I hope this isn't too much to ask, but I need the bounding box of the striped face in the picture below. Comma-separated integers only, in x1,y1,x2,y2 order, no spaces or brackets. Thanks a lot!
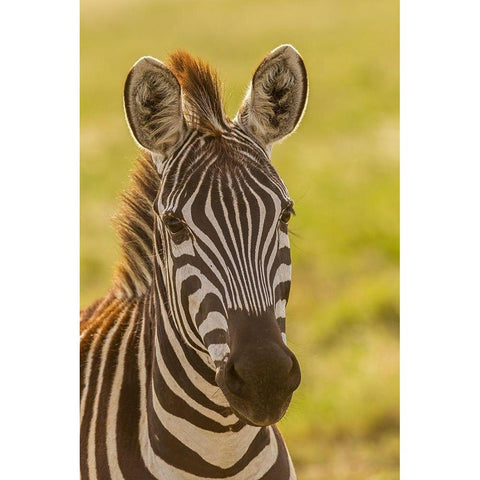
153,129,301,426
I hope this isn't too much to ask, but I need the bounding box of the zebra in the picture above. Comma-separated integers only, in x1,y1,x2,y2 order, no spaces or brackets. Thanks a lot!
81,44,308,480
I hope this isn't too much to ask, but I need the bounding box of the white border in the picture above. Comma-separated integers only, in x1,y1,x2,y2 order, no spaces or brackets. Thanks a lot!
2,0,480,478
401,0,480,478
1,0,79,478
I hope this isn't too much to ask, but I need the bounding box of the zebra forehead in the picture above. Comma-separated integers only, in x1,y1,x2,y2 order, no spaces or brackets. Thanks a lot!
159,136,290,213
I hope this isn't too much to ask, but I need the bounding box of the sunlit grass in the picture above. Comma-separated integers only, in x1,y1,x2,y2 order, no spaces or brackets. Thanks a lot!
81,0,398,477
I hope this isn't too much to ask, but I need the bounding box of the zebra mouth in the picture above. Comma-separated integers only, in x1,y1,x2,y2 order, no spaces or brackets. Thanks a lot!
227,398,292,427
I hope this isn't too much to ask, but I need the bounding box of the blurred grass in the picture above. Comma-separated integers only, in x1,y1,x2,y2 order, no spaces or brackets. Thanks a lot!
81,0,399,478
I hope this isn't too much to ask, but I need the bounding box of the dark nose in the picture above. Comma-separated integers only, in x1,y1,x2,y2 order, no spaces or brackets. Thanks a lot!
224,342,301,401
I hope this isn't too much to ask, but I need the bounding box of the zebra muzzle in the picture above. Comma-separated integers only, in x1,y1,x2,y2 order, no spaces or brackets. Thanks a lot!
215,336,301,426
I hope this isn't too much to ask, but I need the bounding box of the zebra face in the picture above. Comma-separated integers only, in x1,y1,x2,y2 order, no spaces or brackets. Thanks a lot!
124,45,308,426
155,133,301,425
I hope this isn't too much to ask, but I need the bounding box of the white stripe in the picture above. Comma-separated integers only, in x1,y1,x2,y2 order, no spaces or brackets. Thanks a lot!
275,299,287,319
198,311,228,338
208,343,230,362
273,263,292,290
151,390,260,469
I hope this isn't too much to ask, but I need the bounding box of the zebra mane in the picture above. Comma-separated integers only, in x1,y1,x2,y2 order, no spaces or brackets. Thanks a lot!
167,50,229,136
113,152,160,298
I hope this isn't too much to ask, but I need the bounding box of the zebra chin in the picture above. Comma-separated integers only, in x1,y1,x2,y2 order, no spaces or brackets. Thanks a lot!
222,390,294,427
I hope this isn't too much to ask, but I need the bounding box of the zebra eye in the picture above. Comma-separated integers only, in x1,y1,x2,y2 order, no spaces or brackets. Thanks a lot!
163,215,186,235
280,206,294,225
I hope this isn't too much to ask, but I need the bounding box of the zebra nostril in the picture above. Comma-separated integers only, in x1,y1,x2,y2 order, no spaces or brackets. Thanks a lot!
225,362,245,396
284,355,294,375
287,353,301,392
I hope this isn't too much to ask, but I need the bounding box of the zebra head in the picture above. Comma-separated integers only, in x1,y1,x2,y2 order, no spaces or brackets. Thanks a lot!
124,46,308,427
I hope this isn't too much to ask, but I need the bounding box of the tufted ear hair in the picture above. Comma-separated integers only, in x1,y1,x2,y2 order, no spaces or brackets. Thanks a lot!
124,56,187,158
235,45,308,148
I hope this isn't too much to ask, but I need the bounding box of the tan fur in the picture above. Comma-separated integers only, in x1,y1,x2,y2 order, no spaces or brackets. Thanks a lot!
167,51,229,136
112,153,160,298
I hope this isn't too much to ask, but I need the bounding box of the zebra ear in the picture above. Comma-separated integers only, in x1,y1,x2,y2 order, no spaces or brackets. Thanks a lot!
236,45,308,147
124,56,187,157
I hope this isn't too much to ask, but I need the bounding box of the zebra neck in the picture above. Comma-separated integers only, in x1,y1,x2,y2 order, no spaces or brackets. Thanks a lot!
136,232,288,478
139,275,281,476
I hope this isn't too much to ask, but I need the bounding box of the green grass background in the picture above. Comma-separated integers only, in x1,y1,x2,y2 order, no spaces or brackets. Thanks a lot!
81,0,399,478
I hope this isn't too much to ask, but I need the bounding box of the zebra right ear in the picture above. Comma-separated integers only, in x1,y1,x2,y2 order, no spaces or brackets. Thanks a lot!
235,45,308,148
124,56,187,158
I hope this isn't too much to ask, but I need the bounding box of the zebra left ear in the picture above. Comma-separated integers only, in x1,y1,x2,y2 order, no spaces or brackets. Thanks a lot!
124,56,187,160
235,45,308,147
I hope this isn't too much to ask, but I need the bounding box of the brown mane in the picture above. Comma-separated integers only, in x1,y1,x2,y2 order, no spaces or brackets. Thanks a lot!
112,153,160,298
167,50,229,136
